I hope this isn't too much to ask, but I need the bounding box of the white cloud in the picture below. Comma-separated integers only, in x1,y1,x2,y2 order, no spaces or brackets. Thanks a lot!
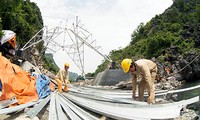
30,0,173,75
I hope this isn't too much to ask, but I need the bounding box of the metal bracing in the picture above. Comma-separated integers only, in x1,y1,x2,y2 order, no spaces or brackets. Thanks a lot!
26,95,51,119
67,91,149,105
55,94,69,120
0,86,199,119
20,16,108,75
70,84,200,101
56,95,80,120
68,85,168,99
49,92,58,120
58,93,99,120
63,91,199,120
0,100,40,115
48,91,99,120
0,97,18,109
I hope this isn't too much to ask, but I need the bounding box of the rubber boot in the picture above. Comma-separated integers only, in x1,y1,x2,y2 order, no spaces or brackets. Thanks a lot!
63,85,68,92
56,79,62,93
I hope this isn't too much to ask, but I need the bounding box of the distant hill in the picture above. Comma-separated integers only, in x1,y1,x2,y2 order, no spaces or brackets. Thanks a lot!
68,72,79,82
44,53,78,81
44,53,59,73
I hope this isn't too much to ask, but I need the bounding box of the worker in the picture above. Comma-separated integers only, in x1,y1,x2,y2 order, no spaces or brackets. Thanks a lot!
121,58,157,104
55,63,70,93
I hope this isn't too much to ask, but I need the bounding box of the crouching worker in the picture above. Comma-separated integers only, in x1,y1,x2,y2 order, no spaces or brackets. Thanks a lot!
55,63,70,93
121,59,157,104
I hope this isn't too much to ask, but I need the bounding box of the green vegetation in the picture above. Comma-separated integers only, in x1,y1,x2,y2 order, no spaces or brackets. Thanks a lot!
43,53,59,74
0,18,2,36
1,0,200,77
0,0,43,45
93,0,200,76
0,0,58,74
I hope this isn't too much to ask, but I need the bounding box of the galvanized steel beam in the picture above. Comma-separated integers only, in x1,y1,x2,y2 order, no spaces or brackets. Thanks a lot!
26,95,51,119
0,97,18,109
55,93,68,120
68,91,148,105
49,92,57,120
0,101,39,115
58,93,99,120
57,96,81,120
63,92,199,120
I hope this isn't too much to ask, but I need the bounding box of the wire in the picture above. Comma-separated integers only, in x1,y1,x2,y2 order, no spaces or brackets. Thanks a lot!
169,53,200,76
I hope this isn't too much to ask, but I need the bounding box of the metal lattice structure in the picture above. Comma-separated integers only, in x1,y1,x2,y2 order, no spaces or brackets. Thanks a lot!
21,16,110,75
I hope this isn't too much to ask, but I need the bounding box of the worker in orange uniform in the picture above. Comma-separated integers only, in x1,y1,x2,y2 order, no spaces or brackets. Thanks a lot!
55,63,70,93
121,59,157,104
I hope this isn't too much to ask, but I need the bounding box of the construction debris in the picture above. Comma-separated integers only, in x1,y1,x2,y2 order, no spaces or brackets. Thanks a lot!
0,49,199,120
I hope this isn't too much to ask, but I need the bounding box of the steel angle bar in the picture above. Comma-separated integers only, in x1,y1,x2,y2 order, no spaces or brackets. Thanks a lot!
100,92,168,99
26,95,51,119
49,92,57,120
167,84,200,94
68,90,113,101
74,85,168,95
69,85,168,98
21,27,44,50
55,93,68,120
70,85,199,100
63,93,151,120
169,96,199,107
67,91,148,105
58,93,98,120
165,84,200,100
0,101,39,115
57,95,82,120
63,93,199,120
68,86,133,99
103,97,148,105
69,87,151,105
0,96,18,109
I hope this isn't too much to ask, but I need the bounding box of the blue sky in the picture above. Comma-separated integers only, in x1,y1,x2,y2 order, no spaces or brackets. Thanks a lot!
31,0,173,75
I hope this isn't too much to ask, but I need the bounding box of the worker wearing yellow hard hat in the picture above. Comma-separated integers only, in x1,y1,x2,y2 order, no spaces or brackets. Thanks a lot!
121,59,132,73
121,58,157,104
64,63,70,67
55,63,70,93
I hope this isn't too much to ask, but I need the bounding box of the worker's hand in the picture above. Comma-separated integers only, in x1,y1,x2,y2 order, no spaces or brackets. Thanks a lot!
64,80,70,84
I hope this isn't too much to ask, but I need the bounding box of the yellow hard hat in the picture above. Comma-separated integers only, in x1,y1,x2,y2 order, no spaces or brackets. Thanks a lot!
64,63,70,67
121,59,132,73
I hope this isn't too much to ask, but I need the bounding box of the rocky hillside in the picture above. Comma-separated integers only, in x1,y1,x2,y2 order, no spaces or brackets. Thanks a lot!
94,0,200,82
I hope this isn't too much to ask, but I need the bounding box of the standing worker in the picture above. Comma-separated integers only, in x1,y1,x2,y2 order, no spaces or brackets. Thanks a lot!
121,59,157,104
55,63,70,93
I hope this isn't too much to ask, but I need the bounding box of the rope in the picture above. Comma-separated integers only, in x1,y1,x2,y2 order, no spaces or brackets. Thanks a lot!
169,53,200,77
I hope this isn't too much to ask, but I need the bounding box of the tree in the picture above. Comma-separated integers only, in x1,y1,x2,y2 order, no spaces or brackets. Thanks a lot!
0,18,2,36
195,4,200,22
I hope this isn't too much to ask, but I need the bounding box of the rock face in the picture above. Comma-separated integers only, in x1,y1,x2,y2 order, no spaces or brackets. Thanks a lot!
156,46,200,82
93,46,200,87
179,52,200,81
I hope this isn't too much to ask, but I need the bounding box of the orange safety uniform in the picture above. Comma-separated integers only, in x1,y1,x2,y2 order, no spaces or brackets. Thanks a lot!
55,69,70,92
